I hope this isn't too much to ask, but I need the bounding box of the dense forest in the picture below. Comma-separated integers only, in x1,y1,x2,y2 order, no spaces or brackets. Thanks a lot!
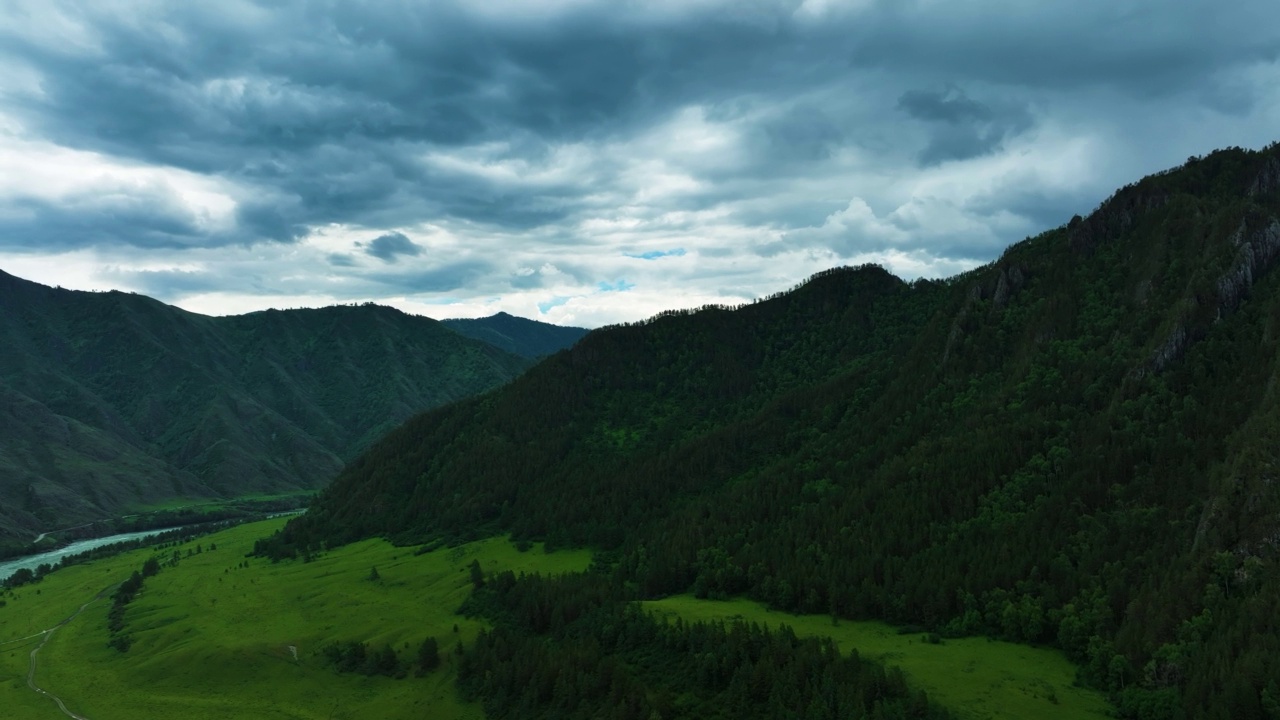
262,144,1280,718
458,571,953,720
0,279,584,540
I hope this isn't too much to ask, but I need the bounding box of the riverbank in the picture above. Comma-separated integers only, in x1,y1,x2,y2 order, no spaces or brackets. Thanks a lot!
0,494,312,566
0,528,189,587
1,498,310,589
0,518,589,719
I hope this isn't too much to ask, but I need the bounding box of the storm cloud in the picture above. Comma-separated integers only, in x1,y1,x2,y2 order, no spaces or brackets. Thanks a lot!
1,0,1277,326
897,87,1033,166
364,232,423,263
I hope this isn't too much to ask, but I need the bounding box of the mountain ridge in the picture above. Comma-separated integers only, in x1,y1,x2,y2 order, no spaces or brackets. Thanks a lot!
0,276,551,541
265,142,1280,717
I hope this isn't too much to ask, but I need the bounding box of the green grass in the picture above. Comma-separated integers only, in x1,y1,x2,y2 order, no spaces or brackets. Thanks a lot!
0,518,591,719
1,523,1113,720
645,595,1114,720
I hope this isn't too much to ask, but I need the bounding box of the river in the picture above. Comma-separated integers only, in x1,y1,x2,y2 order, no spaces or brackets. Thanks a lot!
0,528,185,585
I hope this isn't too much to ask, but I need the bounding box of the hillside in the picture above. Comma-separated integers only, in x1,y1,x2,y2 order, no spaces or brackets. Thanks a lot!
266,144,1280,718
0,279,531,541
442,312,588,358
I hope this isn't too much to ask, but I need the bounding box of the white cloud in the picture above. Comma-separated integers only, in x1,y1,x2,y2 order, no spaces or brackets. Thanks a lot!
0,132,236,225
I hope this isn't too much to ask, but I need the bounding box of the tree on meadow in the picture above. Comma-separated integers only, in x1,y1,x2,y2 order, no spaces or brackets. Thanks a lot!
417,637,440,675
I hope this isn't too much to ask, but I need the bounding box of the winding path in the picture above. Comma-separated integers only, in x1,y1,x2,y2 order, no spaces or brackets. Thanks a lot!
20,584,117,720
0,629,49,648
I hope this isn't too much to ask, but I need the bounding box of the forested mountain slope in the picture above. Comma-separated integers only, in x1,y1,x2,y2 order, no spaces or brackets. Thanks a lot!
442,312,588,358
0,278,531,541
267,144,1280,718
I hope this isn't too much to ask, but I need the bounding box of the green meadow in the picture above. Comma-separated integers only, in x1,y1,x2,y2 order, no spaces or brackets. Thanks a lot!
645,595,1114,720
1,519,1113,720
0,518,590,720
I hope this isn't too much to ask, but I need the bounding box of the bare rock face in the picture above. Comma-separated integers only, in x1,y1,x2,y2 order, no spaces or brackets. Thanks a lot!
1149,323,1189,373
1218,218,1280,317
1145,217,1280,374
941,261,1030,365
1250,154,1280,197
991,263,1027,311
940,285,980,366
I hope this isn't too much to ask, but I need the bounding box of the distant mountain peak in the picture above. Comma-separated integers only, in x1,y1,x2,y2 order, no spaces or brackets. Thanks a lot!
442,313,588,358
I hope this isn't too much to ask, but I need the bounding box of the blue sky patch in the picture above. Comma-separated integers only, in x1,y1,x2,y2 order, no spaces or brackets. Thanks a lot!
597,280,636,292
538,296,573,313
626,248,687,260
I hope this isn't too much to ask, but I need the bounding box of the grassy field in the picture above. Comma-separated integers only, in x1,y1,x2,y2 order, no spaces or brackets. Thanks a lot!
2,521,1112,720
0,518,590,720
645,595,1114,720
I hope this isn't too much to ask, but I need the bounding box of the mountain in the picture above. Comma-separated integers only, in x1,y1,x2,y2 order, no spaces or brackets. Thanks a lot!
266,144,1280,718
0,277,531,541
442,312,588,358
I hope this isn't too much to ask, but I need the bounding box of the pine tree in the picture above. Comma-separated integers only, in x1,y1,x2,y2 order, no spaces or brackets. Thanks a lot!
417,637,440,675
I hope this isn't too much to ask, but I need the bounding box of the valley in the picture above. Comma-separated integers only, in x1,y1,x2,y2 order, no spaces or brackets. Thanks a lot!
0,275,586,542
4,147,1280,719
1,518,1111,719
3,3,1273,717
0,518,590,719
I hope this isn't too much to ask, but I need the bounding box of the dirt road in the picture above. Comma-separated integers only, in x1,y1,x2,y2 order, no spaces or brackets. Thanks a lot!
22,584,118,720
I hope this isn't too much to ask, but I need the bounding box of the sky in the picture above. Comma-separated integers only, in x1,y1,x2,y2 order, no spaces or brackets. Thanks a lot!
1,1,1277,328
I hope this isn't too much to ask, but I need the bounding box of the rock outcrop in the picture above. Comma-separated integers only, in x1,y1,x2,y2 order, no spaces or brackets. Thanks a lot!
1217,218,1280,317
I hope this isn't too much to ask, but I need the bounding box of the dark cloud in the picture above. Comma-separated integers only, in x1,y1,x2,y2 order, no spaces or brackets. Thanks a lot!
915,124,1013,166
843,3,1280,94
898,87,1033,166
327,253,357,267
7,4,1272,219
235,199,309,244
0,194,213,251
898,88,994,124
732,102,848,175
364,232,422,263
8,4,1274,162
